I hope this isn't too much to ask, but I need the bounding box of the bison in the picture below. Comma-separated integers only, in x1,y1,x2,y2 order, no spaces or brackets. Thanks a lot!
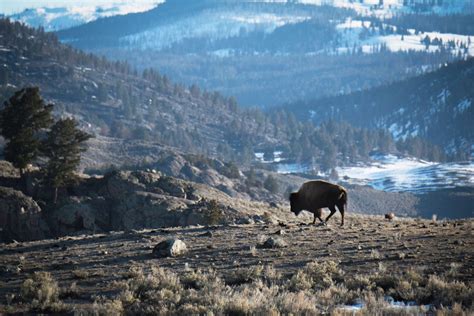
289,180,347,226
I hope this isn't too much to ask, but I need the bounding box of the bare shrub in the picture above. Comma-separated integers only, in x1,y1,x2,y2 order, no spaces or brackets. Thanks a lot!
289,270,313,291
345,274,374,291
226,265,264,286
92,296,124,315
422,275,472,307
181,268,221,290
222,281,278,315
275,290,319,314
20,272,66,312
370,273,398,292
303,260,344,289
124,265,182,300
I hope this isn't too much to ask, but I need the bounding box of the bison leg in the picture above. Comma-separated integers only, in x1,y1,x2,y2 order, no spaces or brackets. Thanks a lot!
336,203,345,226
312,209,324,224
325,205,337,224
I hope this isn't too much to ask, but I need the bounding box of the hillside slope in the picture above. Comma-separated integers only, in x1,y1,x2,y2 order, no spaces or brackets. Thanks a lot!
284,58,474,159
1,18,442,170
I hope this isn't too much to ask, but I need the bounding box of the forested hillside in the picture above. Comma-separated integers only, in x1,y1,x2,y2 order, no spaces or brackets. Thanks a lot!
54,0,470,108
282,58,474,160
0,19,446,171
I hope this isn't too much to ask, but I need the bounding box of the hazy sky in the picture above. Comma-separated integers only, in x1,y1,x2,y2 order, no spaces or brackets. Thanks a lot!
0,0,158,15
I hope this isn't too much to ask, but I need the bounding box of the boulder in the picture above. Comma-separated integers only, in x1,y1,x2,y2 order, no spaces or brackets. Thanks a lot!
131,170,161,186
0,187,50,242
152,239,187,257
51,197,110,235
104,171,146,197
259,237,288,249
112,191,190,230
157,154,187,177
156,177,187,198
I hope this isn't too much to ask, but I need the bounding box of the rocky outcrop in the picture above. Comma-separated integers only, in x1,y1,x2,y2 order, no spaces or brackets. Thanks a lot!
152,239,188,258
48,170,239,234
0,187,50,242
50,197,110,235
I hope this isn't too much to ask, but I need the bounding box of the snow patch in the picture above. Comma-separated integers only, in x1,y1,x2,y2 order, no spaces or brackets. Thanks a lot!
337,154,474,193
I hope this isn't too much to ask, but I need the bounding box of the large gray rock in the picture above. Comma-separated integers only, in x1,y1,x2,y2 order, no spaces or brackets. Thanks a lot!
0,187,50,241
51,197,110,235
152,239,187,257
111,191,191,230
156,177,187,198
104,171,147,197
157,154,187,177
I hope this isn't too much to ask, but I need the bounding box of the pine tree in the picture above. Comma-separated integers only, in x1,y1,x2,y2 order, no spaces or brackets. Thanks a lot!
0,87,53,175
42,118,91,203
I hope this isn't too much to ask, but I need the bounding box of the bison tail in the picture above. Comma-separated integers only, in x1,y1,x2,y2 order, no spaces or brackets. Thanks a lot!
338,189,347,205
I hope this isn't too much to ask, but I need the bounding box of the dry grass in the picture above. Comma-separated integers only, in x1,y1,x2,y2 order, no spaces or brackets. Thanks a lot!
0,215,472,314
19,272,66,312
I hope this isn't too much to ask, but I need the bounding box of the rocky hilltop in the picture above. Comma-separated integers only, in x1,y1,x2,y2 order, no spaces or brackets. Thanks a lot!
3,156,471,243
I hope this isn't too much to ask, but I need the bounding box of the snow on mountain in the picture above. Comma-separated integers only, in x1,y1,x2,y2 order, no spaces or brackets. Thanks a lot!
121,8,311,50
300,0,473,17
337,154,474,193
8,1,162,31
335,18,474,56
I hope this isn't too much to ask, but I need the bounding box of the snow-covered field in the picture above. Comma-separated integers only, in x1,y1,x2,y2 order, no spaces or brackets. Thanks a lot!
336,154,474,193
336,18,474,56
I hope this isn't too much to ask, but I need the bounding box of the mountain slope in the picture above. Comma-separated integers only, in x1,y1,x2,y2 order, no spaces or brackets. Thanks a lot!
54,0,471,108
283,58,474,159
2,18,437,172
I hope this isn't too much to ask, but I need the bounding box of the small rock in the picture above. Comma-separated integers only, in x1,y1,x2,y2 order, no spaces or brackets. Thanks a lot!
152,239,187,258
385,213,395,221
269,202,278,208
259,237,288,249
252,215,265,224
236,217,254,225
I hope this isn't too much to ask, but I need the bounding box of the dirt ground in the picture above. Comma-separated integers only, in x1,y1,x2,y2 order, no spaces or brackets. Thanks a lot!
1,213,472,310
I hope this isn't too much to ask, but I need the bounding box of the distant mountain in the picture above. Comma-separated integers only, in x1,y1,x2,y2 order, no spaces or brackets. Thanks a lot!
8,1,160,31
282,58,474,159
11,0,474,34
53,0,473,108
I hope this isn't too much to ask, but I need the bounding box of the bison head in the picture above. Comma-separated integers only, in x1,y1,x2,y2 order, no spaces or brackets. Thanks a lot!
289,192,302,216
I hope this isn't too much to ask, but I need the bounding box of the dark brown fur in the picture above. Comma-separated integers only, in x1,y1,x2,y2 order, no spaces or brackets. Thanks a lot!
289,180,347,226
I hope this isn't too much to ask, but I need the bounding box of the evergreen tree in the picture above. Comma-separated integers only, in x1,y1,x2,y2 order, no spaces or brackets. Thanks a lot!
42,118,91,203
0,87,53,175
